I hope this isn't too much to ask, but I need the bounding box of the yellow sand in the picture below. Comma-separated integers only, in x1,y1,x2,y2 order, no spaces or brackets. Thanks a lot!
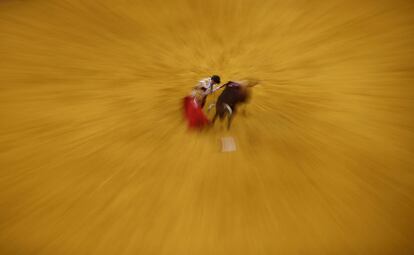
1,0,414,254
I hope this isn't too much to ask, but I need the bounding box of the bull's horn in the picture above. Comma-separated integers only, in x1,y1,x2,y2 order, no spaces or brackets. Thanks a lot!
224,103,232,116
207,103,216,112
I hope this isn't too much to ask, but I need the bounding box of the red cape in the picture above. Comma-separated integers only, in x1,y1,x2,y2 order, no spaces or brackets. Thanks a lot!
183,96,210,129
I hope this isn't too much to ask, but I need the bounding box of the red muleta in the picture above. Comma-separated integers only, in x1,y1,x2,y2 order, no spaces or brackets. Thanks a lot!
183,96,210,129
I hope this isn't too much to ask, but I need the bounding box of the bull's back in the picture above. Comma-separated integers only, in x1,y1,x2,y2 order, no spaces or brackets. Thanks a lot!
217,87,240,107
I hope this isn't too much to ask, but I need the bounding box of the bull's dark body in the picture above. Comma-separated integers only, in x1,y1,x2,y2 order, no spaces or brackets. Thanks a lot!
212,81,251,129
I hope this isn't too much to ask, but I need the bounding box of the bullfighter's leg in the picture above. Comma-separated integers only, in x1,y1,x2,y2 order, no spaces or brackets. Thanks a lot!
200,96,207,108
212,112,218,124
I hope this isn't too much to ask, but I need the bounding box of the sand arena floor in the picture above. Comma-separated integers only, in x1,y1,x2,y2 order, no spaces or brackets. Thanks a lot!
1,0,414,254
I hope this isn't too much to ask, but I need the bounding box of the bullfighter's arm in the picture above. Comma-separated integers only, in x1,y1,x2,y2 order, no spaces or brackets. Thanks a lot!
209,84,226,94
